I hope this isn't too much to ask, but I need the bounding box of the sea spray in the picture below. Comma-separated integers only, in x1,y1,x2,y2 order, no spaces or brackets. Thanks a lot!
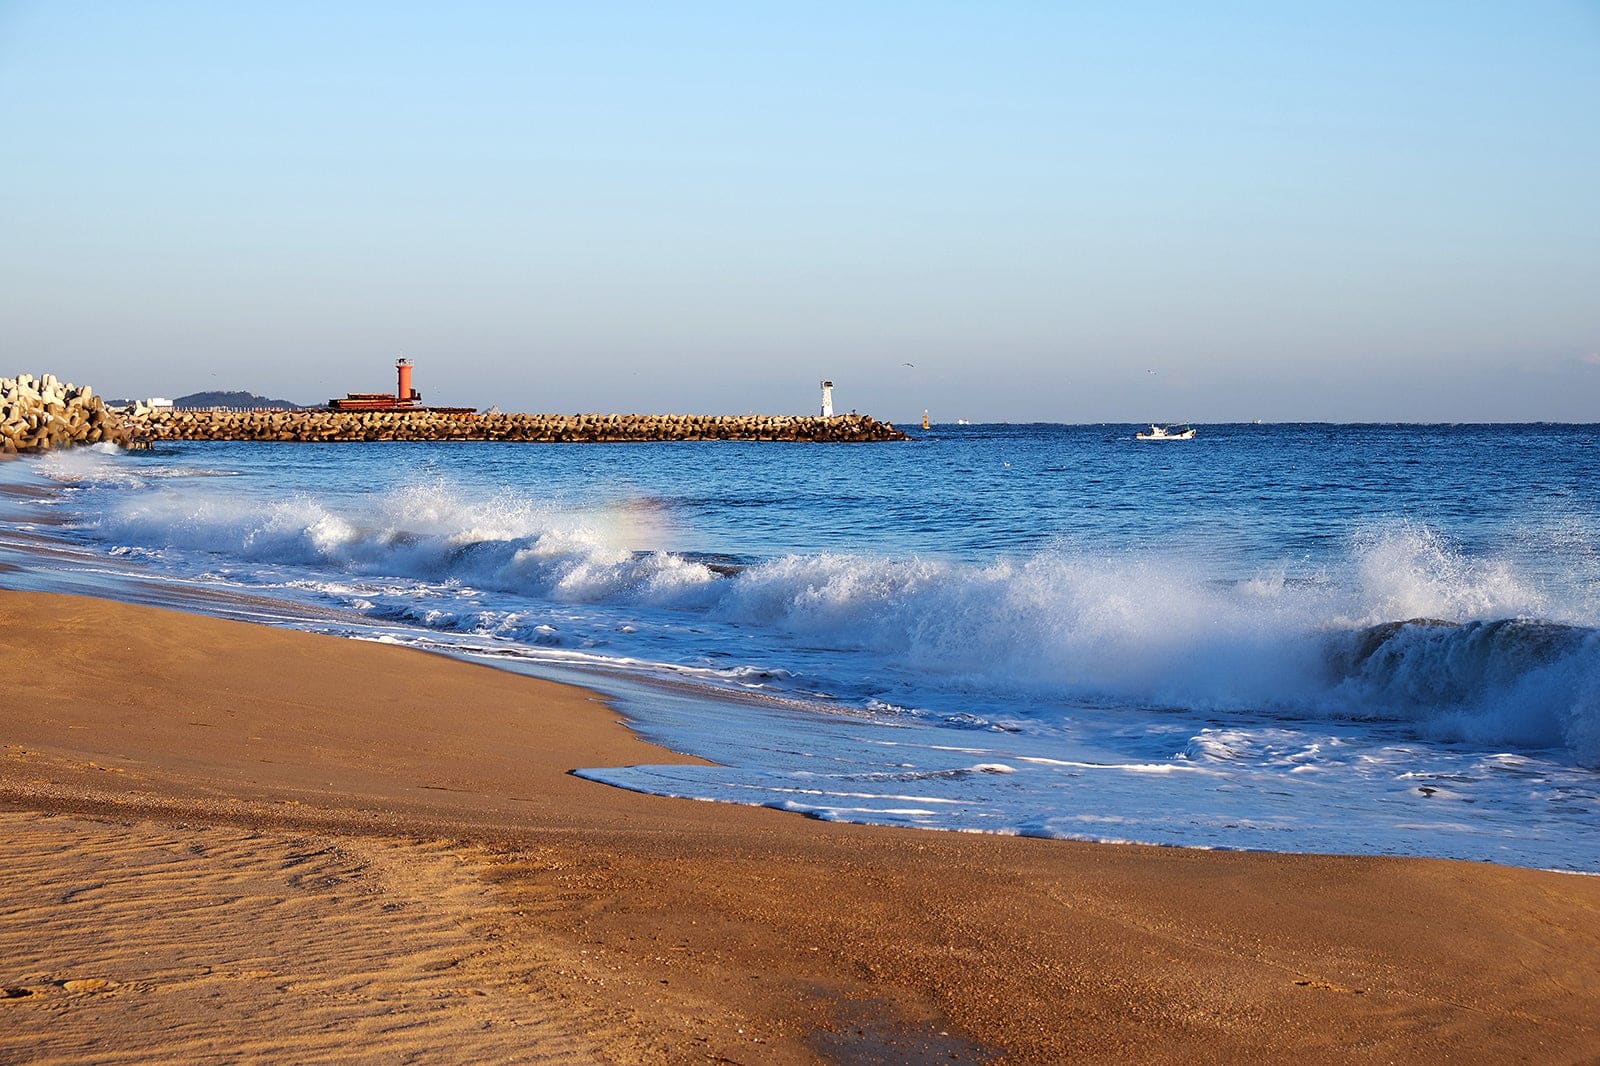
13,424,1600,868
1326,618,1600,762
58,461,1600,762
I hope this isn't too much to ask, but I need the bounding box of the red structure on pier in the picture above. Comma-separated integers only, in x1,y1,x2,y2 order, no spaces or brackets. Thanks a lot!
327,358,474,413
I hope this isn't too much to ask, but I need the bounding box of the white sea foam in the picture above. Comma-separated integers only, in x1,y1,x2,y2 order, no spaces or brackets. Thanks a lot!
38,447,238,486
17,429,1599,870
67,468,1600,766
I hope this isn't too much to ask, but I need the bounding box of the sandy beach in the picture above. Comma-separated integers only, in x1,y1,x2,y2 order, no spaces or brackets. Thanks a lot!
3,589,1599,1064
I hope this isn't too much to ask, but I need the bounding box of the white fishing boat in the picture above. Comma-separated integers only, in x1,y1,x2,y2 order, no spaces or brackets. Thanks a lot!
1135,423,1195,441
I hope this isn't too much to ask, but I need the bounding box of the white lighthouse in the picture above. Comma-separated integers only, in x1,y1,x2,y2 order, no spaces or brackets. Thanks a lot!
820,380,834,418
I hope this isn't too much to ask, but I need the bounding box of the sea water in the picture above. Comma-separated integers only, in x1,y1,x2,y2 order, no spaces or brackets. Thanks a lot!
4,423,1597,871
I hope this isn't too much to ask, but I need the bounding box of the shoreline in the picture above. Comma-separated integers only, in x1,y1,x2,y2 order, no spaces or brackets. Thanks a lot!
4,588,1600,1062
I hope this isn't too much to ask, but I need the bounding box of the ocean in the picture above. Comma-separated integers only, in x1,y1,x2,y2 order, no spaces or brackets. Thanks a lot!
4,423,1598,872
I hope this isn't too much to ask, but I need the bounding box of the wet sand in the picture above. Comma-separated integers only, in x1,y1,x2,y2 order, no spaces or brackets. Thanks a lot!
3,589,1599,1063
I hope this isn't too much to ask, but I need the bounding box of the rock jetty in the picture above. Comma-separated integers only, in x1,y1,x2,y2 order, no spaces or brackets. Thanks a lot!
122,408,907,443
1,374,130,453
1,373,906,450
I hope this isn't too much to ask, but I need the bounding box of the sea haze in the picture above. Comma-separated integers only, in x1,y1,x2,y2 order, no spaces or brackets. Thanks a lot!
5,423,1598,871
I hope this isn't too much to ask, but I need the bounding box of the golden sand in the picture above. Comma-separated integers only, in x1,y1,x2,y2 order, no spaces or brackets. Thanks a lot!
3,590,1598,1063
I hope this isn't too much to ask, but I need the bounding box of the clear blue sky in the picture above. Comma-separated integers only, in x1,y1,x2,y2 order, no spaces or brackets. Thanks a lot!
2,1,1597,421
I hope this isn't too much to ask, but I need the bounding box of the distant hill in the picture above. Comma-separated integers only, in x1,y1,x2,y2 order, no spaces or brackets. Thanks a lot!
172,390,303,410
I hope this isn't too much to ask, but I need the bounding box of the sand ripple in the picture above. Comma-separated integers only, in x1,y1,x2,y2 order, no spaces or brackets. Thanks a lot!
0,811,605,1064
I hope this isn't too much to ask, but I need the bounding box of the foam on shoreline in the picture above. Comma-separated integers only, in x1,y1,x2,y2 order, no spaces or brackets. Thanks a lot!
8,444,1600,871
4,588,1600,1064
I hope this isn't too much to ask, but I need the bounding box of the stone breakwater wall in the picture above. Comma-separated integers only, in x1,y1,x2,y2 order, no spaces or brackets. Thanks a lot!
1,374,129,454
126,409,908,443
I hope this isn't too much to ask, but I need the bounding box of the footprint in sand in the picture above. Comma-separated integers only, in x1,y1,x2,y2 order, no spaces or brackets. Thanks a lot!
61,979,117,994
1294,978,1364,995
231,970,277,980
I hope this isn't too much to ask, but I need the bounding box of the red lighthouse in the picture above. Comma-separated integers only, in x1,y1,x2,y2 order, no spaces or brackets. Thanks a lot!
326,358,475,413
397,358,415,402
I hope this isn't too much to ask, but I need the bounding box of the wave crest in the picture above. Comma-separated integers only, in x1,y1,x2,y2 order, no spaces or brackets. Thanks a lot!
79,477,1600,763
1327,618,1600,762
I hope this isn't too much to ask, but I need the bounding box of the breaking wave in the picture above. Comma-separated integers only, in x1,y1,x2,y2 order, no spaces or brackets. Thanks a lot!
1325,618,1600,762
74,472,1600,765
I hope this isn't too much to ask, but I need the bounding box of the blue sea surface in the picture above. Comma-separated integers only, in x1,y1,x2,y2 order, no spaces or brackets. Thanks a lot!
5,423,1599,870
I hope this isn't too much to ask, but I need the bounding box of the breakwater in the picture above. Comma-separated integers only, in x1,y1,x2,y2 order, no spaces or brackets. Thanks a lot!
1,375,129,453
124,408,907,443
